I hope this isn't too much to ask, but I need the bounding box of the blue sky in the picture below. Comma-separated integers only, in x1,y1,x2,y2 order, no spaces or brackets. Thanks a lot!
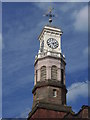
2,2,88,118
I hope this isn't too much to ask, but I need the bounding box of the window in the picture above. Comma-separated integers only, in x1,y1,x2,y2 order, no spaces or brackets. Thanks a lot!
40,66,46,80
53,89,57,97
51,65,57,80
61,69,64,84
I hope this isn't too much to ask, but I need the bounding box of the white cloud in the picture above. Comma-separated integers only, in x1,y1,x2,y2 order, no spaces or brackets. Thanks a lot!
34,2,52,11
67,81,88,103
73,5,88,32
59,2,76,13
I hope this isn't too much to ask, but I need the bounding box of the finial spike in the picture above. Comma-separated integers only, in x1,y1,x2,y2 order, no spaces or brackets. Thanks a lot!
43,7,56,24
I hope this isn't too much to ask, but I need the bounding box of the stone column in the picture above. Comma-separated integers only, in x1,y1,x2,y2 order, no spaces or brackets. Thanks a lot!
46,66,51,80
57,68,61,81
64,70,66,85
37,69,40,82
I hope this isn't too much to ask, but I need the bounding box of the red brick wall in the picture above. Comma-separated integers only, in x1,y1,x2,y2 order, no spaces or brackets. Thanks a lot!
79,108,88,118
30,108,67,119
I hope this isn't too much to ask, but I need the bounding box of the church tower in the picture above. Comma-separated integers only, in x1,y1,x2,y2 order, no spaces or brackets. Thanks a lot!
28,8,72,119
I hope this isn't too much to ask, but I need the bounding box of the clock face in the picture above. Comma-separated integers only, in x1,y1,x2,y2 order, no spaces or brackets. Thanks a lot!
47,38,59,49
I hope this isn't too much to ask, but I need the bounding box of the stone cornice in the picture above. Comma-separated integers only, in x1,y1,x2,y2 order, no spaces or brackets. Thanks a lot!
34,55,66,66
32,79,67,94
38,25,63,41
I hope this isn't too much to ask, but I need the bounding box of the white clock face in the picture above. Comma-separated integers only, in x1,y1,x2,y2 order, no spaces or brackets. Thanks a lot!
47,38,59,49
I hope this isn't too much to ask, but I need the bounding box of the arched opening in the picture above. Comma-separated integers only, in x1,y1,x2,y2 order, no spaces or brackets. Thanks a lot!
40,66,46,81
53,89,57,97
51,65,57,80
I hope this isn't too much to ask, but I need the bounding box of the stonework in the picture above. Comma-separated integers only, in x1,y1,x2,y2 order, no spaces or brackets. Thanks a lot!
32,80,67,109
64,105,89,118
28,105,89,119
29,108,68,118
28,25,89,119
34,55,66,84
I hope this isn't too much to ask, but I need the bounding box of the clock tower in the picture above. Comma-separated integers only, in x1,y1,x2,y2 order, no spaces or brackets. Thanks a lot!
39,25,62,53
28,9,72,119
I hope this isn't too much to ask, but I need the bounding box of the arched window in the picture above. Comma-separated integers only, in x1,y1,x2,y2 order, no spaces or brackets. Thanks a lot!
53,89,57,97
40,66,46,81
51,65,57,80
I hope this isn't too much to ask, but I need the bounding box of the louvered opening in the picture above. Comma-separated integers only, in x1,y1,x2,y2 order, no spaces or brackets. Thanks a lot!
40,66,46,81
51,65,57,80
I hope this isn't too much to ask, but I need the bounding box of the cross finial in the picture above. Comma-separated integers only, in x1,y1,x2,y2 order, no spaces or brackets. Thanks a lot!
44,7,55,24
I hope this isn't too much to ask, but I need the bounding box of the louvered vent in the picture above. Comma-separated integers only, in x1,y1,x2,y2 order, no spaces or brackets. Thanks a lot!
51,65,57,80
40,66,46,81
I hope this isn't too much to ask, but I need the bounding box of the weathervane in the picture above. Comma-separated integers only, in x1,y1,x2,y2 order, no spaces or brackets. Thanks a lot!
43,7,56,24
